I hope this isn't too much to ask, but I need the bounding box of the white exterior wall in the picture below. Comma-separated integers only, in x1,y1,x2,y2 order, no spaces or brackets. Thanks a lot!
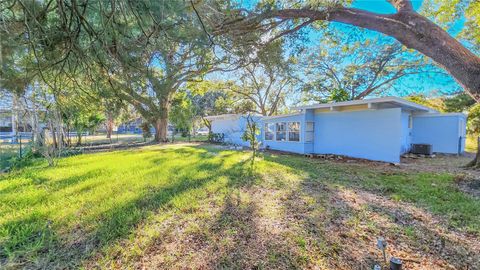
313,108,403,163
210,116,261,147
400,110,413,154
412,114,466,154
211,117,245,146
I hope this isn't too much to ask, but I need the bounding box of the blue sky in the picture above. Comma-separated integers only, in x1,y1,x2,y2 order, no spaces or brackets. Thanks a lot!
343,0,462,96
231,0,467,98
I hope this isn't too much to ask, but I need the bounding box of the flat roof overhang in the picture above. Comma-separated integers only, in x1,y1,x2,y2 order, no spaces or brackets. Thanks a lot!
292,97,437,113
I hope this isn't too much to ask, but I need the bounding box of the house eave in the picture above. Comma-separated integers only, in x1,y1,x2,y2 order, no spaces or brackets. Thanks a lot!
204,114,241,121
261,112,303,120
292,97,437,113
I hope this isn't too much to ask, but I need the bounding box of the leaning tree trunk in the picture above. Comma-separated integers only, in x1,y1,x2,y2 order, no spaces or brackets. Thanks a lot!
230,3,480,100
466,137,480,168
106,114,114,139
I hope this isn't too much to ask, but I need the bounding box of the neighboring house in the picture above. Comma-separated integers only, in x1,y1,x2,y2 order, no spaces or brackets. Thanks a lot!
0,105,46,134
196,127,209,136
117,118,174,135
0,109,12,132
206,97,467,163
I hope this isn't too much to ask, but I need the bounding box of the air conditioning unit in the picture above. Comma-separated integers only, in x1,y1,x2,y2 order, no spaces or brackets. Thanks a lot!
411,144,433,155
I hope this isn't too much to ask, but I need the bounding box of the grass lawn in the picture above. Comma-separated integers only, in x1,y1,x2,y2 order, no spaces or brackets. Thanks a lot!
0,144,479,269
0,144,22,171
79,134,145,145
79,133,208,145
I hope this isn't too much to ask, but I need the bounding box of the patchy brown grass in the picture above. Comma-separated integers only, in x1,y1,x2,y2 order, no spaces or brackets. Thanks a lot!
2,144,479,269
82,148,480,269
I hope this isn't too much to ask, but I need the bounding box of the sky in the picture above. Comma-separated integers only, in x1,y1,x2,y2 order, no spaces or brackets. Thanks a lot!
230,0,467,99
334,0,462,97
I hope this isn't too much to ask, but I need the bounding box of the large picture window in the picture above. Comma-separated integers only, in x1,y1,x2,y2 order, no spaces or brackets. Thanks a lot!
288,122,300,142
264,123,274,140
276,122,287,141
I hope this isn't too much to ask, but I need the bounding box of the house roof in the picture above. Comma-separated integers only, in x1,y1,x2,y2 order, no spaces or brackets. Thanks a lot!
204,114,241,121
205,113,264,120
413,112,467,118
292,96,437,113
261,112,303,120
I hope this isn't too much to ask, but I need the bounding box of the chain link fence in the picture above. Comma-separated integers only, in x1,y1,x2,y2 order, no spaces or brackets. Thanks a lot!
0,132,33,170
1,132,209,171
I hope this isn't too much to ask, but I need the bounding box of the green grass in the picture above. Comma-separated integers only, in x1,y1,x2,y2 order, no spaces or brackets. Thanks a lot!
0,144,20,170
0,144,243,267
266,155,480,232
79,134,145,145
78,133,208,145
0,144,479,269
171,134,209,142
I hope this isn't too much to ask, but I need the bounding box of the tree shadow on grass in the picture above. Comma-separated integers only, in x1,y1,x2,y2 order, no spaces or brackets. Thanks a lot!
206,193,305,269
0,146,244,269
265,154,480,269
201,157,305,269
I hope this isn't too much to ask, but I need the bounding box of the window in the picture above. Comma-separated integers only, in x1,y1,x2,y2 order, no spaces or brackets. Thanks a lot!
305,122,314,143
408,115,413,129
288,122,300,142
264,123,274,140
276,122,287,141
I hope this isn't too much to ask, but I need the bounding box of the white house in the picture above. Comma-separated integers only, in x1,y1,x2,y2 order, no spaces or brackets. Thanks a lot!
206,97,467,163
205,114,262,147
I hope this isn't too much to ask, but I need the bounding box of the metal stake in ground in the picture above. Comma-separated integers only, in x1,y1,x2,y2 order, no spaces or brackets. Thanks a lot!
19,134,22,158
377,237,387,263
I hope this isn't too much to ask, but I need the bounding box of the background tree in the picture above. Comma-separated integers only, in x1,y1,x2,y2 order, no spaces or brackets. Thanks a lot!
444,92,476,113
241,114,261,169
0,1,235,143
186,80,255,133
404,94,446,112
228,40,297,116
300,36,432,102
210,0,480,101
102,96,125,140
169,91,195,137
101,1,226,142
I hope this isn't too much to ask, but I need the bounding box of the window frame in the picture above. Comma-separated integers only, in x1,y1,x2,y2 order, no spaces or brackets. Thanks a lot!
275,122,287,141
264,121,303,143
264,123,275,141
305,121,314,143
287,122,301,142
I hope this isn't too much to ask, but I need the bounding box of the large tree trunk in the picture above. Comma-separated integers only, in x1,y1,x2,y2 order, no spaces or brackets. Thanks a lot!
228,1,480,100
154,118,168,143
153,98,171,143
76,130,82,146
466,137,480,168
48,117,58,149
106,112,114,139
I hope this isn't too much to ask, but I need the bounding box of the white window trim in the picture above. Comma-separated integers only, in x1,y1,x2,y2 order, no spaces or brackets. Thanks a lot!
264,123,275,141
264,121,302,143
287,121,301,142
305,121,314,143
275,122,287,142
